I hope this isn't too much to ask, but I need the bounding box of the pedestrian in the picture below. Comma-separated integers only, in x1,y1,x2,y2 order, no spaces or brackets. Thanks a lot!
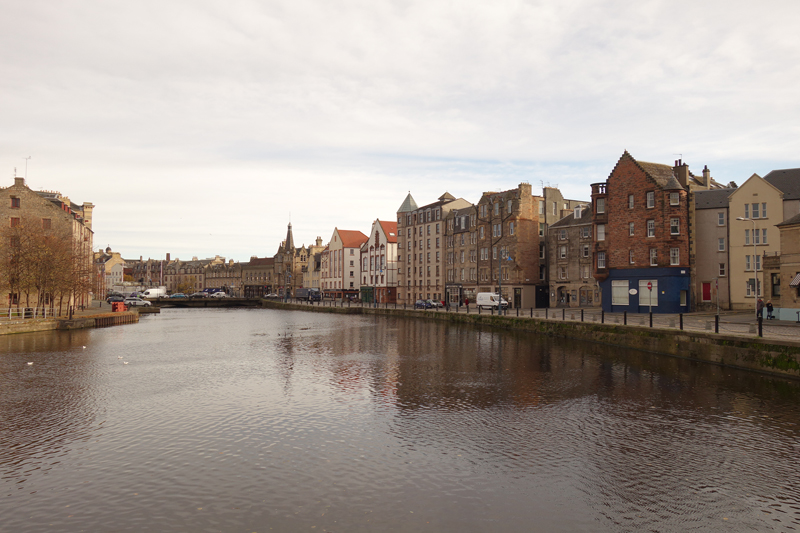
757,298,765,319
766,300,774,319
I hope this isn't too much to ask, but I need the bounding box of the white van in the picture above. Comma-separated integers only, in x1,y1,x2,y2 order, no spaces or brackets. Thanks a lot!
142,287,167,299
475,292,508,310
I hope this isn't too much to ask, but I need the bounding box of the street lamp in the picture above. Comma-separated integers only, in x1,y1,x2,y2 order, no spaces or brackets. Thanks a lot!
736,217,758,317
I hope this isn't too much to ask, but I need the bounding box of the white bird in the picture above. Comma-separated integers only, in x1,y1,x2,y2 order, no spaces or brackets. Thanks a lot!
27,362,33,365
82,346,86,349
118,356,123,359
123,362,129,365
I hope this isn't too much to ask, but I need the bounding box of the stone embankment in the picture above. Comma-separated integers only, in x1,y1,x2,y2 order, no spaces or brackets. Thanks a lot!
261,300,800,380
0,310,139,335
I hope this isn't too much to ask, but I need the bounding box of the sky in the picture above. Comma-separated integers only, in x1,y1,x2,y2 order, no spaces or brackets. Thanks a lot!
2,0,799,262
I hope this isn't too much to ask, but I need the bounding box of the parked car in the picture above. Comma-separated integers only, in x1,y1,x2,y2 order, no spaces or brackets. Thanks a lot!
211,292,227,298
124,297,152,307
189,292,208,298
106,295,125,304
170,293,187,298
426,299,444,308
415,299,432,309
264,293,278,298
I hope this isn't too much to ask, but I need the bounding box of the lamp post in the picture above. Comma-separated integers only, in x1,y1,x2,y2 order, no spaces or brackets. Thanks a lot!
736,217,758,317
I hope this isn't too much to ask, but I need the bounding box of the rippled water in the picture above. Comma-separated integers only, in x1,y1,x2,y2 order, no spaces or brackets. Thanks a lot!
2,308,800,532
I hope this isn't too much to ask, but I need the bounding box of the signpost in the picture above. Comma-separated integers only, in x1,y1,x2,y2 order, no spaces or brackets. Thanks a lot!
647,281,652,315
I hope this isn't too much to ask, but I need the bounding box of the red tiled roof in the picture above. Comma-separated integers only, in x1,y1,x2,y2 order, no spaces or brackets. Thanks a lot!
378,221,398,243
337,229,368,248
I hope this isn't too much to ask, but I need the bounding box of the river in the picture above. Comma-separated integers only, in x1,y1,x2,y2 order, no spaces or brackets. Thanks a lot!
2,308,800,532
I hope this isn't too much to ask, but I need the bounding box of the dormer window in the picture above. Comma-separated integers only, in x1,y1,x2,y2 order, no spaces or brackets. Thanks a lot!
574,206,582,219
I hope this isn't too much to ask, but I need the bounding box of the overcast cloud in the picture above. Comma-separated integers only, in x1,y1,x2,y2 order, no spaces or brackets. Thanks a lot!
2,0,798,261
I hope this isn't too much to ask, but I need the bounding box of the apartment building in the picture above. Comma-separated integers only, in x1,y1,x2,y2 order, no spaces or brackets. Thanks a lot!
694,188,736,311
94,246,126,295
547,204,599,307
359,220,398,304
444,204,477,306
321,228,368,299
205,260,243,296
242,257,274,297
396,192,471,305
592,152,692,313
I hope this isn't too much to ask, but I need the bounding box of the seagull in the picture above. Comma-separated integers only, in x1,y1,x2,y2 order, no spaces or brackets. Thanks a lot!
82,346,86,349
118,356,123,359
27,362,33,365
123,361,129,365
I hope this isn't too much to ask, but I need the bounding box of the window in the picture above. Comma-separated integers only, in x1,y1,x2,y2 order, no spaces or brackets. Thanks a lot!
494,203,499,216
756,255,761,271
539,244,545,259
493,246,497,259
772,273,781,296
762,229,768,244
574,206,582,218
581,227,591,239
559,266,566,280
507,200,512,213
629,250,635,264
10,197,20,208
762,202,767,218
754,230,760,245
718,212,725,226
559,245,567,259
650,249,657,266
509,222,515,235
647,220,655,237
582,245,589,258
628,195,634,209
629,222,634,236
479,227,484,239
539,223,545,237
746,255,751,270
639,280,658,307
646,191,655,208
596,198,605,214
670,218,680,235
597,252,606,269
552,202,557,215
612,280,629,305
752,203,760,218
559,229,567,240
670,192,679,206
42,218,51,230
539,200,544,215
670,248,679,265
746,278,762,297
597,224,605,241
745,229,750,245
10,217,20,227
744,204,749,218
581,265,590,279
718,238,725,251
719,263,726,276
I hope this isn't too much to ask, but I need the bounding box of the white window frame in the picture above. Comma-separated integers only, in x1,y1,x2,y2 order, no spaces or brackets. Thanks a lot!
597,252,606,269
718,212,725,226
628,195,634,209
650,249,657,266
670,192,679,206
597,224,605,241
670,247,679,265
718,238,725,251
629,222,634,236
647,220,655,237
670,218,680,235
646,191,655,209
612,280,629,306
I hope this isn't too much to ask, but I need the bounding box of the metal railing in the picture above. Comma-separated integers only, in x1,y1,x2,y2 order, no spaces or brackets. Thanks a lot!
0,307,65,321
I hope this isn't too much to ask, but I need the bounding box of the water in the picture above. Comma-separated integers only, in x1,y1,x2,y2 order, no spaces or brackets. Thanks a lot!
2,308,800,532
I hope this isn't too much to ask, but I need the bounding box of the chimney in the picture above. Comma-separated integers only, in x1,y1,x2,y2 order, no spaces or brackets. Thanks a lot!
81,202,94,230
166,253,170,262
702,165,710,188
14,177,25,187
316,236,322,246
674,160,689,188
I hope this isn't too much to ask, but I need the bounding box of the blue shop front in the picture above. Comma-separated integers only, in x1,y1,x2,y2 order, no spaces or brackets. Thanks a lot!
599,267,690,314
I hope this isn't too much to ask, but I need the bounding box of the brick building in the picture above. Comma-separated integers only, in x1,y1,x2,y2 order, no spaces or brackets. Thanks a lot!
592,152,692,313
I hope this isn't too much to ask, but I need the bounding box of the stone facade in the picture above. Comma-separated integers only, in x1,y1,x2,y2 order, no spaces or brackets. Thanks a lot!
444,204,477,306
205,260,243,296
94,246,126,295
242,257,274,297
547,205,599,307
774,213,800,314
694,189,735,311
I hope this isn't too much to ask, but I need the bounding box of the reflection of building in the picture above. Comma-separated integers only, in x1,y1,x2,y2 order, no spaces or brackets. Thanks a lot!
1,176,94,309
547,204,599,308
359,220,398,303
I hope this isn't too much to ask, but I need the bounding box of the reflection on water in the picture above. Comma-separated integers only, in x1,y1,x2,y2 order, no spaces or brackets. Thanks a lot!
2,308,800,532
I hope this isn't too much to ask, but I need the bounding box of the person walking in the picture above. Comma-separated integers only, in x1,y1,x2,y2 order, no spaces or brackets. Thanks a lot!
766,300,774,319
757,298,765,319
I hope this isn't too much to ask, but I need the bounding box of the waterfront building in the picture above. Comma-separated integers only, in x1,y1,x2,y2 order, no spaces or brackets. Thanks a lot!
94,246,126,295
444,204,477,306
770,213,800,314
299,237,325,290
546,204,600,307
164,256,224,294
205,260,243,296
0,176,94,310
396,192,471,305
475,183,548,309
359,220,398,304
694,188,736,311
242,257,274,297
321,228,368,300
592,152,693,314
274,223,309,298
128,254,172,289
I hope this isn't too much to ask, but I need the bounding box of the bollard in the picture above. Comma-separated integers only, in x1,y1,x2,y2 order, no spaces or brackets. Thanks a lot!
545,308,548,319
562,308,565,320
623,311,627,325
679,313,683,330
649,312,653,328
758,316,763,337
601,310,604,324
581,309,584,322
516,307,519,317
531,308,533,318
715,314,719,334
491,307,494,315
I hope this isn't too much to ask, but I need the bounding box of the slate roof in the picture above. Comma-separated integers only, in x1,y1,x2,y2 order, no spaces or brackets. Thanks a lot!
763,168,800,200
637,161,684,190
397,193,418,213
247,257,274,266
549,205,592,228
694,188,735,209
777,212,800,227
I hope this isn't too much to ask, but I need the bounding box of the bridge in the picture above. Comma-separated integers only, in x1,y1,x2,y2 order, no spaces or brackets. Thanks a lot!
152,298,262,308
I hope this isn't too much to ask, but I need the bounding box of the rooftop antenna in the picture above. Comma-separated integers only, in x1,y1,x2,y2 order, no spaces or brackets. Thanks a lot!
24,156,31,180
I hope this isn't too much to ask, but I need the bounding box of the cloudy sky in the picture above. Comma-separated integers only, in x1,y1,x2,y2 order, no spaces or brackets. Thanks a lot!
2,0,798,262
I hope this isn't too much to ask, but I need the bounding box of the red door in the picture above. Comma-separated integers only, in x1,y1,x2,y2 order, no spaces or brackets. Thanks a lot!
702,282,711,301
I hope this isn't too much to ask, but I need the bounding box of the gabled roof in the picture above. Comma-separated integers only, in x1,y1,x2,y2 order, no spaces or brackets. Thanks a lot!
777,212,800,227
612,151,684,190
337,229,368,248
694,188,736,209
438,192,456,201
549,205,592,228
397,193,418,213
378,221,398,243
764,168,800,200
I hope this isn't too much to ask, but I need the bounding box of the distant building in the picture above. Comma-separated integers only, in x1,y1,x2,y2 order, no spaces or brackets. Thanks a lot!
359,220,398,304
242,257,274,297
321,227,368,299
94,246,126,295
547,204,599,307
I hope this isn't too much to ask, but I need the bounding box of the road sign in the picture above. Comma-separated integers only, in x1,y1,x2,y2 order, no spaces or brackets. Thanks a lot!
647,282,652,291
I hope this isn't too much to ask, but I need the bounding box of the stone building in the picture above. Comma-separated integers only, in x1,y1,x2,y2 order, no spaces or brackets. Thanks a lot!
444,204,477,306
129,254,171,289
396,192,470,305
164,256,224,294
771,213,800,316
299,237,325,289
474,183,546,309
359,220,398,304
242,257,274,297
94,246,126,295
321,228,368,300
547,204,599,307
205,260,243,296
693,188,736,311
592,152,693,314
0,176,94,309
